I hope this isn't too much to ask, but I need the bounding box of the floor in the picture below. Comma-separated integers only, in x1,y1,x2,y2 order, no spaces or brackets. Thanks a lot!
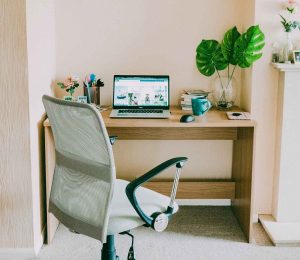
35,207,300,260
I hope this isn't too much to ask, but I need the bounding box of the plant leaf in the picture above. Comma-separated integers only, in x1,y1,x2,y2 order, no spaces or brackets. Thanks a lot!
57,82,65,88
196,39,228,77
221,26,241,65
280,15,287,23
233,25,265,68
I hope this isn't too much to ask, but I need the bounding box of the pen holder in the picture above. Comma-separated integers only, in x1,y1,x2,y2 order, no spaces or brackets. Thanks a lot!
84,86,100,106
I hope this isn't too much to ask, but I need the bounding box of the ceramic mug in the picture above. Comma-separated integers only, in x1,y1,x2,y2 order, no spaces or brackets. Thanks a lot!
191,96,212,116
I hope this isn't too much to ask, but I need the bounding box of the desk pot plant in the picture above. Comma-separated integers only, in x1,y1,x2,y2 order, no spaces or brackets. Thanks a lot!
57,76,80,101
196,25,265,110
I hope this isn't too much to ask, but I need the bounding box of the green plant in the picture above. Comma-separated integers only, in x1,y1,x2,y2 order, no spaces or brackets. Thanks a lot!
196,25,265,78
280,15,300,32
280,1,300,32
196,26,265,108
57,76,80,97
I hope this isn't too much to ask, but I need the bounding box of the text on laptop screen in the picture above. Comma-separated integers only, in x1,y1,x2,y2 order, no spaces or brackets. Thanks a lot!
113,76,169,107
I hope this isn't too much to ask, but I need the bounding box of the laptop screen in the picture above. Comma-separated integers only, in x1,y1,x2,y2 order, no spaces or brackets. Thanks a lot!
113,75,169,109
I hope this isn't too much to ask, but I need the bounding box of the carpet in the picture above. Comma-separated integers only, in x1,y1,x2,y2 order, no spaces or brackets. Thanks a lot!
35,206,300,260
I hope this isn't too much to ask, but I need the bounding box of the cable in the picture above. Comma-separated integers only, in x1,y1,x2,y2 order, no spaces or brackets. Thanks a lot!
119,231,136,260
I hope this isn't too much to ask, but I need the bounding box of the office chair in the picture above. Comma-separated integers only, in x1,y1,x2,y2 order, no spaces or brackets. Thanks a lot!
42,95,187,260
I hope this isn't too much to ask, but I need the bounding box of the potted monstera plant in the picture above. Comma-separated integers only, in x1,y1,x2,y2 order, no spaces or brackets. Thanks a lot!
196,25,265,110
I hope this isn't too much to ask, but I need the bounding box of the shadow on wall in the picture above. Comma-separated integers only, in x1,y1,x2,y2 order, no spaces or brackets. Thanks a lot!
37,113,47,240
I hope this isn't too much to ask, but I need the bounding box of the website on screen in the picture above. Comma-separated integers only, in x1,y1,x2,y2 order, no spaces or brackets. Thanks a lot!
114,76,169,107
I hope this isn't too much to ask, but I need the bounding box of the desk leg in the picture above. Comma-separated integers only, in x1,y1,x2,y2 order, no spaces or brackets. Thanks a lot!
45,127,59,244
232,127,254,243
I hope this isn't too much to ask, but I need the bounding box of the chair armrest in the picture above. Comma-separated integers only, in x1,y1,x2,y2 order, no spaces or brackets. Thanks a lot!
125,157,187,227
109,135,118,145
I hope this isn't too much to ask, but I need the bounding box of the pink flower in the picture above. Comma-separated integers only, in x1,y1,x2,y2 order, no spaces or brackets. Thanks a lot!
288,0,297,4
57,76,79,94
285,0,299,13
63,77,74,88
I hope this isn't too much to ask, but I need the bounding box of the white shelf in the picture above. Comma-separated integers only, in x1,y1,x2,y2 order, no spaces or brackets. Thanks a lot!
272,63,300,72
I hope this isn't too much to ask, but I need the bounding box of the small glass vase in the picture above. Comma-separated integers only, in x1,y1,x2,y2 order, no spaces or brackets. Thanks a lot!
213,76,237,110
283,32,293,63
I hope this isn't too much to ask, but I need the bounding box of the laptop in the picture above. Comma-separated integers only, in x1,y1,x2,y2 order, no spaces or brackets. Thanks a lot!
110,75,171,118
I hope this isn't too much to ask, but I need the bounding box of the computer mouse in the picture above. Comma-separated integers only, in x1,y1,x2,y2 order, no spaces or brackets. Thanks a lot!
180,114,195,123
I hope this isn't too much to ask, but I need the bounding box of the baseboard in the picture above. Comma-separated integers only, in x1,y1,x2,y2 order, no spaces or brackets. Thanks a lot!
177,199,231,206
34,224,46,255
252,214,259,223
0,226,46,259
0,248,36,260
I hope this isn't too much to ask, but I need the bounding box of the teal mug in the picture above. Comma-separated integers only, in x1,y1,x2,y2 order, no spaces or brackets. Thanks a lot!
191,96,211,116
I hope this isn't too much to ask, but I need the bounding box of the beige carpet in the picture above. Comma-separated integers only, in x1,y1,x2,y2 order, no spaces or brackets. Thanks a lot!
35,207,300,260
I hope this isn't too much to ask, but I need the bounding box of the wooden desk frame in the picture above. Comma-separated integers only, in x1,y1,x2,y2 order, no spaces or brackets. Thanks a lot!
44,107,255,243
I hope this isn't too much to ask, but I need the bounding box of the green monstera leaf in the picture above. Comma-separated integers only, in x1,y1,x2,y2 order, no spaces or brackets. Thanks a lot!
196,40,228,77
233,25,265,68
221,26,241,65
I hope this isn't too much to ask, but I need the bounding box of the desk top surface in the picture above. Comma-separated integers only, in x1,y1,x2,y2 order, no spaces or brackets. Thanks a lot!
44,106,255,128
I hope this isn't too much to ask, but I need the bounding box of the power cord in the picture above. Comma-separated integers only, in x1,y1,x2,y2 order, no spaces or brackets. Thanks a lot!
120,231,136,260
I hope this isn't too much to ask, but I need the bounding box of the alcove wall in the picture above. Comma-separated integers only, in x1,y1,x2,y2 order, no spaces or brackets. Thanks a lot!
54,0,249,190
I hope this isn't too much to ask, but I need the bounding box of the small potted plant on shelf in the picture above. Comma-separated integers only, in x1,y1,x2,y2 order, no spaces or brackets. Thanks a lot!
57,76,80,101
280,0,300,63
196,25,265,110
83,73,104,106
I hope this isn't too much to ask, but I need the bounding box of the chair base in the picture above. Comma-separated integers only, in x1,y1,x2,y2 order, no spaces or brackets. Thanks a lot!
101,235,118,260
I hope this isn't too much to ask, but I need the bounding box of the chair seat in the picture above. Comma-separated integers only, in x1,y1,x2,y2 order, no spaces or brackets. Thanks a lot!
107,179,178,235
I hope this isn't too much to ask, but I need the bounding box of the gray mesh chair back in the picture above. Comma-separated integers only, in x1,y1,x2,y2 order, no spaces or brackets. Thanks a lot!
42,95,116,243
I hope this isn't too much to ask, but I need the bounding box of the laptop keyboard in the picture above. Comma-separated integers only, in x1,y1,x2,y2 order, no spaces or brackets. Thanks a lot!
118,109,163,114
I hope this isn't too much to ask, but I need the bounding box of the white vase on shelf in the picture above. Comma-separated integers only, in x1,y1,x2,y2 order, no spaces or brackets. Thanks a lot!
283,32,293,63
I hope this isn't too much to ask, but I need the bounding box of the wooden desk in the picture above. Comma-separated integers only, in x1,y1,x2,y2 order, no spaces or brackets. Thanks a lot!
44,106,255,243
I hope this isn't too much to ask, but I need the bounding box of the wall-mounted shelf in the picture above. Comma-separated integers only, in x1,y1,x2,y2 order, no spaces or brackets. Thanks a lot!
272,63,300,72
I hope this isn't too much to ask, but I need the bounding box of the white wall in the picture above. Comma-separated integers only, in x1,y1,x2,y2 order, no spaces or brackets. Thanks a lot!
54,0,243,105
26,0,56,253
54,0,245,180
